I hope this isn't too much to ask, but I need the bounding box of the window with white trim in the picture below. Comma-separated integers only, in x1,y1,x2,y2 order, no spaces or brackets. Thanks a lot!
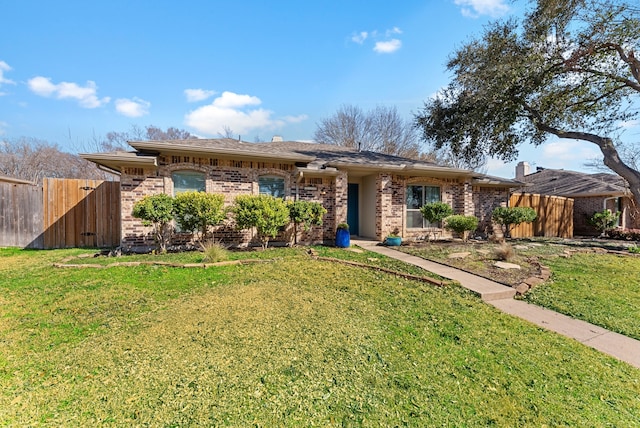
258,176,285,198
406,185,441,228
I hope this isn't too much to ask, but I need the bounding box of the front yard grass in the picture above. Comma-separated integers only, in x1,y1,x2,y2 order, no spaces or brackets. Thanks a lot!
524,253,640,340
1,247,639,426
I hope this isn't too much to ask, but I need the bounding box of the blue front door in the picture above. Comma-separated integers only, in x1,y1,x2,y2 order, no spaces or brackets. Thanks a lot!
347,183,359,236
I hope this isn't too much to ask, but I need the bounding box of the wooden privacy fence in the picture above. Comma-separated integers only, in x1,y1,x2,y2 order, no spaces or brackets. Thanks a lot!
510,193,573,238
0,178,120,249
0,181,44,248
43,178,121,248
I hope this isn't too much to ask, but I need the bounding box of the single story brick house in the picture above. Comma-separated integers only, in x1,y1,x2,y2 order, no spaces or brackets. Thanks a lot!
81,139,520,250
514,161,640,235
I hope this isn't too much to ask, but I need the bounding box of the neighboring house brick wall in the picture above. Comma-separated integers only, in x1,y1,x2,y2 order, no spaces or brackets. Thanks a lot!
574,197,606,235
574,195,640,235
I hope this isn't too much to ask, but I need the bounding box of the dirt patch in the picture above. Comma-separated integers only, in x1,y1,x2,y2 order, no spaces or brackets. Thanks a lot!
399,240,559,287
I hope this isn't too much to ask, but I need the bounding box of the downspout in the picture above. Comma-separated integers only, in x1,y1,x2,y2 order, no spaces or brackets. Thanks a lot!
295,170,304,201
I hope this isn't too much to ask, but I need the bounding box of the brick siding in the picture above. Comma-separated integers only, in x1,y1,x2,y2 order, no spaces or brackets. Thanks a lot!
120,155,510,250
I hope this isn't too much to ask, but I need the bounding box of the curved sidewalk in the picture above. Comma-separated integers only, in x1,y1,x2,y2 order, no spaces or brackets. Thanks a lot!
353,239,640,369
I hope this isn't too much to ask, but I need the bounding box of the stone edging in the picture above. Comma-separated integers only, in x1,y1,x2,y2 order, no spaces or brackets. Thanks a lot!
514,261,551,296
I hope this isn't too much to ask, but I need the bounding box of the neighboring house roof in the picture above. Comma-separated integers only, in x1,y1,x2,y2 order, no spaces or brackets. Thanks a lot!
81,139,521,186
0,175,36,185
516,168,629,198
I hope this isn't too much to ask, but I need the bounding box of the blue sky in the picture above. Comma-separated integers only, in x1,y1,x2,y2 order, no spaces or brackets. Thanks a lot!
0,0,618,178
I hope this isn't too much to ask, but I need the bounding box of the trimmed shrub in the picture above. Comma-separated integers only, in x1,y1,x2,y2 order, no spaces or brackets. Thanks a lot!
132,193,175,253
173,192,226,241
444,215,479,241
420,202,453,224
491,206,537,238
420,202,453,239
233,195,290,249
288,200,327,245
588,209,620,236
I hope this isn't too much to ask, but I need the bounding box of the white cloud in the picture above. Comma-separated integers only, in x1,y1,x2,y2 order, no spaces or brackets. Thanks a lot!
213,91,261,109
281,114,309,123
541,139,600,168
374,39,402,54
184,91,306,136
454,0,509,18
27,76,110,108
115,97,150,117
350,27,403,54
184,88,217,102
0,121,8,135
386,27,402,37
351,31,368,44
0,61,15,95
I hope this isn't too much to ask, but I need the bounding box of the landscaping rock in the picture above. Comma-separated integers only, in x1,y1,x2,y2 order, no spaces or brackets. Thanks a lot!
515,283,530,295
367,258,379,262
540,267,551,280
524,277,545,288
476,249,491,255
448,252,471,259
494,261,521,269
514,245,529,250
348,248,364,254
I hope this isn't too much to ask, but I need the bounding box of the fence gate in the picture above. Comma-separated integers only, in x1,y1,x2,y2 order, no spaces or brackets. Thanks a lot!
509,192,574,238
43,178,120,249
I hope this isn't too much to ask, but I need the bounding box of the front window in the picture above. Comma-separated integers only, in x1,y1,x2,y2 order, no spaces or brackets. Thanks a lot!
406,185,441,228
258,176,285,198
172,170,205,195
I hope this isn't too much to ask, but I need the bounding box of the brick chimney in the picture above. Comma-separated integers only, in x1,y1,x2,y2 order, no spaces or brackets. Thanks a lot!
515,161,530,179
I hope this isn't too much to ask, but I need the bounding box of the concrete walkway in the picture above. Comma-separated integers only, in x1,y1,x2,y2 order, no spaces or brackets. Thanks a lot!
353,239,640,369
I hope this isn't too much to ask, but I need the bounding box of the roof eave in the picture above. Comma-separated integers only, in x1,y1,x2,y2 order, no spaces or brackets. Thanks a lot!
79,152,158,172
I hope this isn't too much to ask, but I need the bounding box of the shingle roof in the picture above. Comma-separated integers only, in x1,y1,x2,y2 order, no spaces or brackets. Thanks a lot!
128,139,445,168
82,138,520,185
517,168,629,197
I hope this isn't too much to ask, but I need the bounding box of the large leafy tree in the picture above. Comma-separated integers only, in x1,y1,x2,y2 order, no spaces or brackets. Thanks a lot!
415,0,640,205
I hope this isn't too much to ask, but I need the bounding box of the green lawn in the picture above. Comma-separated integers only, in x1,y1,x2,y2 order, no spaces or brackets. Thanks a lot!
524,253,640,340
1,248,639,426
